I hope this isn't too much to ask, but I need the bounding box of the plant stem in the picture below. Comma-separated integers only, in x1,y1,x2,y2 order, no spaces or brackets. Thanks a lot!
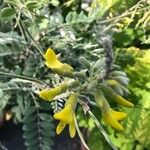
20,21,44,57
88,110,118,150
0,71,44,85
46,2,149,34
2,87,32,91
0,142,8,150
98,6,150,25
30,92,43,149
74,115,90,150
79,101,117,150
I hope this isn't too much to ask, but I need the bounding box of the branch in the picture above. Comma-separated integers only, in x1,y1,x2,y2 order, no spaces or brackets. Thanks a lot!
74,115,90,150
88,110,118,150
0,71,44,85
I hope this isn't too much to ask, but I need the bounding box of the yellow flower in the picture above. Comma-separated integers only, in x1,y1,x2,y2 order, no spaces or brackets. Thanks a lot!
65,93,77,108
44,48,74,72
38,83,68,101
54,93,77,138
54,105,76,138
110,109,127,120
103,108,127,130
114,95,134,107
94,89,127,130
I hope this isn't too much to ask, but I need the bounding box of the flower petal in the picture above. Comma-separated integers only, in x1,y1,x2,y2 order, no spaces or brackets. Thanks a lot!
54,105,74,123
38,83,68,101
111,109,127,121
61,64,74,72
69,122,76,138
114,95,134,107
38,89,57,101
44,48,63,69
56,121,66,134
44,48,74,72
103,109,124,130
65,93,78,108
53,93,77,138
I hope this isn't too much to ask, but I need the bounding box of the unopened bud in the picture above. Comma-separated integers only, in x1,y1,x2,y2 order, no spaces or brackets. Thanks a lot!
79,56,91,69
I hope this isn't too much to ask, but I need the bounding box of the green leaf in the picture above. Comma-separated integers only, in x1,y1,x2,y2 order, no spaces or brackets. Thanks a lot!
72,11,78,23
39,113,53,121
0,32,26,57
65,12,72,23
41,144,51,150
24,106,36,116
23,114,37,123
23,129,38,140
0,88,4,99
27,144,38,150
23,105,54,150
0,94,10,112
1,7,16,20
11,106,23,122
5,0,20,6
41,137,54,146
26,1,41,11
42,129,55,138
23,122,37,131
40,122,52,129
50,0,60,6
88,128,107,150
25,137,38,146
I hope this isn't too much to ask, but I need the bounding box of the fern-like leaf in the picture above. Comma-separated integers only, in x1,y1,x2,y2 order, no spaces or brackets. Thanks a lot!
23,105,55,150
0,32,26,57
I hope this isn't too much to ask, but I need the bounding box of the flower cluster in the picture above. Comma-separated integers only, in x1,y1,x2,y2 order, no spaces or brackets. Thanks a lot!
38,48,134,137
39,48,77,137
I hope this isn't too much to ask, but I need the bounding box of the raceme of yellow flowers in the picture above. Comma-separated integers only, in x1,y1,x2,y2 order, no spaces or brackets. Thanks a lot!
38,48,134,138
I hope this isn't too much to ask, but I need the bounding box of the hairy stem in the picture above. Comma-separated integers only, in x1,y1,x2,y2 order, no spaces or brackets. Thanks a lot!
0,71,44,85
74,115,90,150
88,110,118,150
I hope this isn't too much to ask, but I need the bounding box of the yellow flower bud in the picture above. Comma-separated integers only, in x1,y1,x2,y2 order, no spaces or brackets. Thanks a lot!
106,79,118,86
38,83,68,101
114,95,134,107
94,89,110,111
102,85,134,107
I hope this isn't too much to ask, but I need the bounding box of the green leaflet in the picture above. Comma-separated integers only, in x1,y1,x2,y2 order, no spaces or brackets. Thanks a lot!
23,105,55,150
0,32,26,57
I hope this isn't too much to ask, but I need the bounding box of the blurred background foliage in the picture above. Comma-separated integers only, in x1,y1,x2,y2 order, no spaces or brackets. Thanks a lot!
0,0,150,150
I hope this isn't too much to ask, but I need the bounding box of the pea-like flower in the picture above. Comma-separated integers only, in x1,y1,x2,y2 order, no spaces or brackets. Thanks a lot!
94,89,127,130
44,48,74,72
54,93,77,138
102,108,127,130
38,83,68,101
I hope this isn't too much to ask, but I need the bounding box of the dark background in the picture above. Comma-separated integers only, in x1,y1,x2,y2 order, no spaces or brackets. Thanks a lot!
0,120,82,150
